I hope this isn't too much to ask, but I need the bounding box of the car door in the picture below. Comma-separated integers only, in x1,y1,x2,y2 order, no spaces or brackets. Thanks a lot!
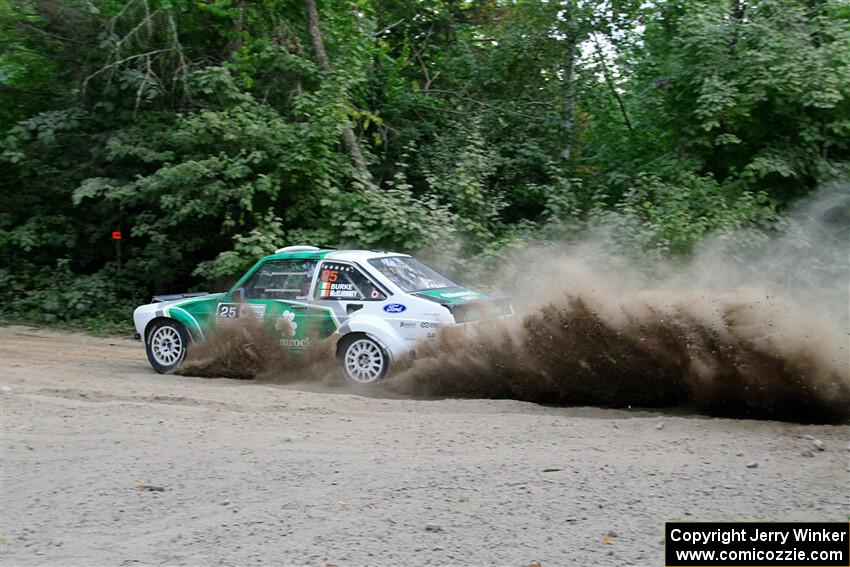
217,258,331,349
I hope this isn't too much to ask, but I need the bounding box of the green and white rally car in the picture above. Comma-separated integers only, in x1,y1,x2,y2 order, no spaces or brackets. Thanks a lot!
134,246,512,384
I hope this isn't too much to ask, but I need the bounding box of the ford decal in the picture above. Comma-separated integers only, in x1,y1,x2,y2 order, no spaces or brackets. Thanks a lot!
383,303,407,313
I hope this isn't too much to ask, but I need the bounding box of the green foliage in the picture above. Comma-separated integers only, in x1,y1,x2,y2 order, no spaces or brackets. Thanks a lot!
615,173,780,254
193,209,286,282
0,259,141,332
424,120,501,247
615,0,850,200
1,0,846,330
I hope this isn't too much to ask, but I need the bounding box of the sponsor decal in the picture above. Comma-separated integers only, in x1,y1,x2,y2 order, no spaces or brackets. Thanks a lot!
383,303,407,313
279,338,310,348
399,321,416,328
322,282,358,299
275,310,298,336
245,304,266,318
420,321,442,329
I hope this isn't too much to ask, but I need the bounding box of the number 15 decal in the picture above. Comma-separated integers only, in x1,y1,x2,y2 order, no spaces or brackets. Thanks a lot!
320,269,339,283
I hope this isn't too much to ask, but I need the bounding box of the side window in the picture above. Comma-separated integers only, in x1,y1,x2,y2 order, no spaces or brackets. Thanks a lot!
314,262,386,301
244,259,317,300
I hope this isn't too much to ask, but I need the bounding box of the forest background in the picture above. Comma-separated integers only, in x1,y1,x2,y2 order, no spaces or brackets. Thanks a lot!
1,0,848,330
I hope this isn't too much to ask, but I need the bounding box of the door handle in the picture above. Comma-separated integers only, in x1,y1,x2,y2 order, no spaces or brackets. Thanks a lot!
347,304,363,315
290,304,308,311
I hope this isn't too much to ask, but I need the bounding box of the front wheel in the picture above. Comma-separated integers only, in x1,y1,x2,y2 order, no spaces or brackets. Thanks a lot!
145,320,189,374
338,334,389,385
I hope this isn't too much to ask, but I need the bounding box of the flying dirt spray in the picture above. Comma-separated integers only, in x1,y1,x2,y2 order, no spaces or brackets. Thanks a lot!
180,188,850,423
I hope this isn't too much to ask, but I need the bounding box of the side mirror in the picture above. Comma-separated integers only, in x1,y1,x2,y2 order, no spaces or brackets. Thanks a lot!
230,288,244,301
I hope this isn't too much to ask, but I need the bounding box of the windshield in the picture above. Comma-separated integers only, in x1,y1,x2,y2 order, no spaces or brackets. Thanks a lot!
368,257,457,293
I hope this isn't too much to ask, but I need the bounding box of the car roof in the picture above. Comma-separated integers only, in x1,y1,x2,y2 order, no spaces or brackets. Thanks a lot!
263,248,410,263
326,250,410,263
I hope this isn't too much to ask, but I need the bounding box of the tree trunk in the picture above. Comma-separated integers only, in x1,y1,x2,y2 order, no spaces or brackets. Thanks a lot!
223,0,245,60
303,0,371,181
560,0,578,161
304,0,329,69
592,32,633,132
561,37,576,160
728,0,746,54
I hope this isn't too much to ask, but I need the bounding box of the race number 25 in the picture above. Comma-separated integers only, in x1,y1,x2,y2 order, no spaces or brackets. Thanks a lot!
217,304,238,319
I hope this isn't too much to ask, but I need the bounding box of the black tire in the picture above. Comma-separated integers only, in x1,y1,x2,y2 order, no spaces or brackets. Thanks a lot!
145,319,189,374
337,334,389,385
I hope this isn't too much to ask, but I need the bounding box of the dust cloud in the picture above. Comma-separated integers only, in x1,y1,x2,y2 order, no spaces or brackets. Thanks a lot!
180,187,850,423
178,318,338,383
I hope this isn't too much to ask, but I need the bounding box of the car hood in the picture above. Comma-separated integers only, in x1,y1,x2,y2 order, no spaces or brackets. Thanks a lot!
414,287,512,323
414,287,488,304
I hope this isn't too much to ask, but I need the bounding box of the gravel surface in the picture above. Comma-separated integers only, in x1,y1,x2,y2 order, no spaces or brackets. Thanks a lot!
1,325,848,566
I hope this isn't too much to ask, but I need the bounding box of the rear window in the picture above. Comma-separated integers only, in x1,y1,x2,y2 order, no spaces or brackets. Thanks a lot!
368,256,456,293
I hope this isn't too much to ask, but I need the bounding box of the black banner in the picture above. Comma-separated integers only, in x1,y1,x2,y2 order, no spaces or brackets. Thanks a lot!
665,522,850,566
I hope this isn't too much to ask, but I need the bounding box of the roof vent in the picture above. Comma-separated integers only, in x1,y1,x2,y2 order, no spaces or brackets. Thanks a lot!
275,245,321,254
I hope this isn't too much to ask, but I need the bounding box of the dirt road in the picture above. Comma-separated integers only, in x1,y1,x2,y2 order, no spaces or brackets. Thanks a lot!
1,325,848,566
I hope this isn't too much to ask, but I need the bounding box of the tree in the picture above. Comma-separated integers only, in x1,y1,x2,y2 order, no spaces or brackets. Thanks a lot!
303,0,371,181
2,0,846,327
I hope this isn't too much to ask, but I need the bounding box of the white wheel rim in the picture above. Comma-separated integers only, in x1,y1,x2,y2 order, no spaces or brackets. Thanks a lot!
151,326,184,366
344,339,385,383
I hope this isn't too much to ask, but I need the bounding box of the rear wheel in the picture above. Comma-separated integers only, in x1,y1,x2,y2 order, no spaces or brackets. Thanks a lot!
338,334,389,385
145,320,189,374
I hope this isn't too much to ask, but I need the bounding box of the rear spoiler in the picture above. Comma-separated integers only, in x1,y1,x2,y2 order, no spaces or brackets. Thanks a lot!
151,292,209,304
